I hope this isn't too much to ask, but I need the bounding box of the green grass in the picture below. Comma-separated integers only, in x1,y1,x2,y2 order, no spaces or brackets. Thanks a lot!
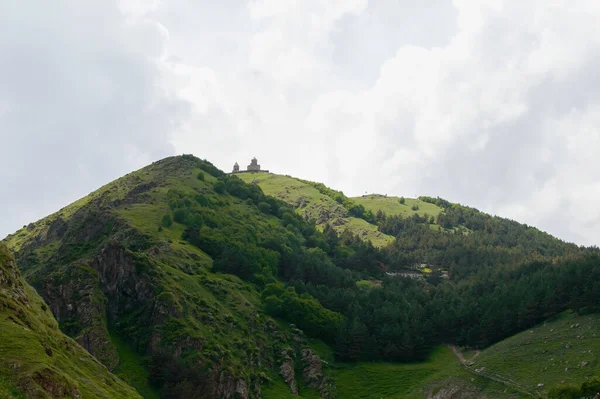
331,346,524,399
112,333,159,399
262,377,322,399
472,311,600,396
336,217,394,247
352,195,443,219
236,173,394,247
0,375,25,399
331,347,460,399
0,244,141,398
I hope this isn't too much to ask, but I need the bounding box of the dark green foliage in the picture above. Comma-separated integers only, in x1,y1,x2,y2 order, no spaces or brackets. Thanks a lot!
257,202,271,214
399,197,405,204
548,384,582,399
411,204,419,211
172,209,186,224
161,214,173,228
581,377,600,397
377,207,588,278
197,172,205,181
213,181,226,194
335,317,372,361
149,350,214,399
546,378,600,399
180,154,224,178
262,283,343,343
418,196,452,209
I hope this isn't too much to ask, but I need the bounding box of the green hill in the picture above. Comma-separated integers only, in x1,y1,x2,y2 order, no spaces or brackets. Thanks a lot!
468,311,600,397
3,154,600,399
353,194,443,220
235,172,394,247
330,312,600,398
0,243,141,398
3,156,341,398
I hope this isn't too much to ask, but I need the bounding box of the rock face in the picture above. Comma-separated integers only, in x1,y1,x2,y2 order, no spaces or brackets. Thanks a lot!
0,243,141,398
41,263,119,370
3,156,341,398
280,348,299,395
427,379,488,399
302,348,323,388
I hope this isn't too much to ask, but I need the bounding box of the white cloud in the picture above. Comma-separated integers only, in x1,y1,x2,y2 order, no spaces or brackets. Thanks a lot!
0,0,188,236
2,0,600,247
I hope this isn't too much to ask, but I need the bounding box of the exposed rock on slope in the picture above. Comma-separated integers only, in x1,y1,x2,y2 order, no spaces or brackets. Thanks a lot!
0,243,141,398
4,156,337,398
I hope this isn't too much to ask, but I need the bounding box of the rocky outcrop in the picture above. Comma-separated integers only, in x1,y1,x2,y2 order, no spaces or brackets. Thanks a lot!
92,241,154,322
301,348,336,399
427,379,488,399
302,348,323,389
0,243,141,398
0,251,27,305
279,348,298,395
41,265,119,370
215,372,250,399
21,369,81,399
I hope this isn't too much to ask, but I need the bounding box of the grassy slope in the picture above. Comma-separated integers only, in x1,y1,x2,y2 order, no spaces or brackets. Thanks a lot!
111,333,160,399
352,195,442,219
6,157,598,398
0,244,141,398
3,157,337,397
329,347,517,399
236,173,394,247
471,311,600,396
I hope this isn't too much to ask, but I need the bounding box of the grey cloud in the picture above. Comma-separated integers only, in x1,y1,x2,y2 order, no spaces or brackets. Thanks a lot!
0,1,188,238
2,0,599,249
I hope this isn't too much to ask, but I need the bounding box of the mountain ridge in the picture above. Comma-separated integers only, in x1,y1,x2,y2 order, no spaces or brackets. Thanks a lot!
3,154,600,399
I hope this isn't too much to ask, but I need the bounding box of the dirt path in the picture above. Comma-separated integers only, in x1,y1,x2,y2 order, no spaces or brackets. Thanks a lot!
449,345,480,365
448,345,539,398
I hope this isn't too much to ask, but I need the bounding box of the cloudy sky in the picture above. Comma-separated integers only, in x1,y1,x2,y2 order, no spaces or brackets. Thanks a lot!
1,0,599,247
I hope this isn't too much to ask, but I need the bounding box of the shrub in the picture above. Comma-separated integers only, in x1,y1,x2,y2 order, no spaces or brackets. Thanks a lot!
258,202,271,214
411,204,419,211
173,209,187,224
399,197,406,204
214,181,226,194
161,214,173,228
197,172,205,181
548,384,581,399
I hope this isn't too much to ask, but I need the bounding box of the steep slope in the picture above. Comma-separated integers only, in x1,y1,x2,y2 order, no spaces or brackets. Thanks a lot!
0,243,141,398
353,194,443,220
4,155,600,399
3,156,338,398
235,172,394,247
452,311,600,398
354,194,590,279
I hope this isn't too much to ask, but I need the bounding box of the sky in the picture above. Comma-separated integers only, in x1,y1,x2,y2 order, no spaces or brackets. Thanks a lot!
1,0,600,247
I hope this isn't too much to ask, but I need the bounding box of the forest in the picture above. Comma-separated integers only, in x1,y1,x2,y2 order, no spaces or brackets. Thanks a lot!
169,166,600,363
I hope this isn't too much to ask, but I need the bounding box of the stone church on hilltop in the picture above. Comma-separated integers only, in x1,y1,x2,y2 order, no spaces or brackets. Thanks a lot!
232,157,269,173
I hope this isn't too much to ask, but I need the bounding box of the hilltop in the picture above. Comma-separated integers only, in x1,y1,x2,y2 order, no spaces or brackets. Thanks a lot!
3,156,343,398
236,172,587,279
0,243,141,398
3,154,600,399
235,172,395,247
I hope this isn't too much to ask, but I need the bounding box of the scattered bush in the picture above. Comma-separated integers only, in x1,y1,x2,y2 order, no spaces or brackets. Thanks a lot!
161,214,173,228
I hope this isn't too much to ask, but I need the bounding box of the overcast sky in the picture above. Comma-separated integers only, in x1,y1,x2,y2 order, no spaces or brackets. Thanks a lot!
1,1,599,247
